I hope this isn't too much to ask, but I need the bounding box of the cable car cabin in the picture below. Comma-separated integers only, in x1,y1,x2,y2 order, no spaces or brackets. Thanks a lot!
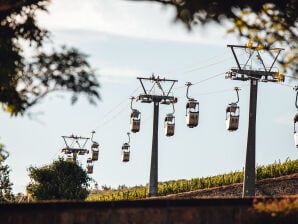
121,143,130,162
91,142,99,161
66,155,73,161
226,103,240,131
130,110,141,133
164,113,175,136
186,100,199,128
86,158,94,174
294,113,298,148
61,147,72,154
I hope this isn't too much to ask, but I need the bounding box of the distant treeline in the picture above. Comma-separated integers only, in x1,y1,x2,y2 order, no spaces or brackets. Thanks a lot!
87,158,298,201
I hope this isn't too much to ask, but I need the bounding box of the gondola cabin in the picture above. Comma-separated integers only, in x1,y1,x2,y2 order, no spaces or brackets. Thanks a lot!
66,155,73,161
121,143,130,162
130,109,141,133
294,114,298,148
186,100,199,128
91,142,99,161
164,113,175,136
61,147,72,154
86,158,94,174
226,103,240,131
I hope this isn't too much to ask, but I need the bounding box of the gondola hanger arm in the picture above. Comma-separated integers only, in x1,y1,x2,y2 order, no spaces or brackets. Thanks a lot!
127,132,131,144
234,87,240,104
91,130,96,142
185,82,194,100
294,86,298,109
130,96,135,111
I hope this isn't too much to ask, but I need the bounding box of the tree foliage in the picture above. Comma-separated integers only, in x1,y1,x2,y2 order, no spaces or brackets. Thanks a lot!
135,0,298,76
0,0,100,116
0,144,14,203
26,158,91,201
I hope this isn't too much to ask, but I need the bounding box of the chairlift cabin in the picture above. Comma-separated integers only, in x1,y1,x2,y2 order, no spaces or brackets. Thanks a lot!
121,143,130,162
130,109,141,133
164,113,175,136
226,103,240,131
91,142,99,161
186,100,199,128
86,158,94,174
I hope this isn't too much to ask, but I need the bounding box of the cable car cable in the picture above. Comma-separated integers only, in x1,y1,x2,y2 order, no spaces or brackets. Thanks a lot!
91,86,140,131
173,58,234,75
87,56,244,132
163,53,230,75
165,52,246,77
192,84,249,97
174,72,224,90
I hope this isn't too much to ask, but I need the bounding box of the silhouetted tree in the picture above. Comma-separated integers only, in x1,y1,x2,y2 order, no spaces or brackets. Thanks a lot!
0,0,100,116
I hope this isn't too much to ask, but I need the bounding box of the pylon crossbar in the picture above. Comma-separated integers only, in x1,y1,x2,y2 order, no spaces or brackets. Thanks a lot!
137,94,177,104
226,69,281,82
231,68,275,77
226,44,284,83
227,44,284,51
61,135,90,160
137,75,178,100
137,76,178,82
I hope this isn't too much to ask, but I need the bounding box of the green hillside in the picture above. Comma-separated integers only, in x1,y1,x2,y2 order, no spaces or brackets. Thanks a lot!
87,158,298,201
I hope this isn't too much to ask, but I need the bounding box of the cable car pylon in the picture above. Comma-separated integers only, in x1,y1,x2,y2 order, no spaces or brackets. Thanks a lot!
225,43,284,197
135,74,178,197
60,132,99,174
185,82,199,128
226,87,240,131
61,134,90,162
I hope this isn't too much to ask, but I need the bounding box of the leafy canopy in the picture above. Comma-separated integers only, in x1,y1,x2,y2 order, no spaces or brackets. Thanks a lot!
0,0,100,116
134,0,298,76
26,158,91,201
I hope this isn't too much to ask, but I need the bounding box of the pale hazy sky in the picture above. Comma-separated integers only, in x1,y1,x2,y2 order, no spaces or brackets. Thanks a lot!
2,0,297,194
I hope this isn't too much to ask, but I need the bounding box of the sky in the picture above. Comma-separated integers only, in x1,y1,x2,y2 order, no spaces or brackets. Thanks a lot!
1,0,297,194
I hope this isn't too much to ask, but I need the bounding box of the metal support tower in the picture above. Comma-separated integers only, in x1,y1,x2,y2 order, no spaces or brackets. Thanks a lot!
61,134,90,162
136,75,178,197
225,44,284,197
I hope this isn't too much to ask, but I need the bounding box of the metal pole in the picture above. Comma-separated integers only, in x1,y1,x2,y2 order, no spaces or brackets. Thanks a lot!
73,152,77,162
148,100,159,197
243,78,258,197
